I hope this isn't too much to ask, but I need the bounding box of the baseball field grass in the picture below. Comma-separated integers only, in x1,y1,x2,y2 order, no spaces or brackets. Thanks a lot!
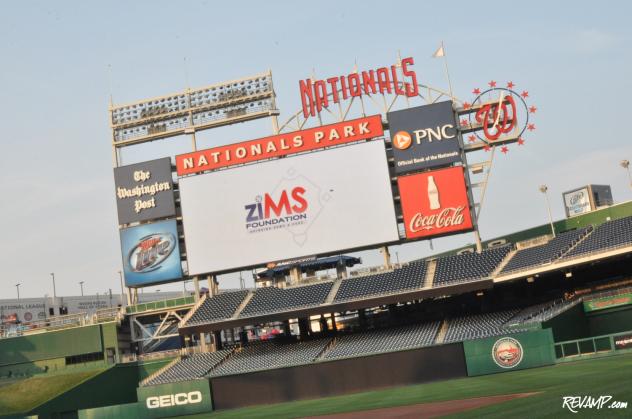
176,352,632,418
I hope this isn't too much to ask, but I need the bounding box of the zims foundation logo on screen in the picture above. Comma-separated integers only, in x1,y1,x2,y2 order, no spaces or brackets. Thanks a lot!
245,186,309,233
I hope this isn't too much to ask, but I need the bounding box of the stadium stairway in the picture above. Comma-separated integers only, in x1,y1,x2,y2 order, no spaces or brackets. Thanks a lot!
424,259,437,288
179,294,208,326
491,247,518,277
315,338,337,361
139,357,181,386
231,291,254,319
325,279,344,304
559,226,594,258
434,319,449,344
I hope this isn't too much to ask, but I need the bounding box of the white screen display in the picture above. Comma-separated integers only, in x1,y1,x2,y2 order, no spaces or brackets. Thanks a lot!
179,140,399,274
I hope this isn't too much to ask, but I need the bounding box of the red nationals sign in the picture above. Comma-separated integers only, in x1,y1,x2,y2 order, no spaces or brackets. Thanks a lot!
398,166,473,239
176,115,383,176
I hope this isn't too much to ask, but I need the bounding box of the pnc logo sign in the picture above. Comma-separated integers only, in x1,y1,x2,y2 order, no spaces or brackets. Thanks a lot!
392,131,412,150
146,391,203,409
245,186,309,232
387,101,462,174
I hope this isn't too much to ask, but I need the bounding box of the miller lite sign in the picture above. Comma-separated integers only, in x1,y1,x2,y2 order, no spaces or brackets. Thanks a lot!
387,101,462,174
119,219,183,287
398,166,473,239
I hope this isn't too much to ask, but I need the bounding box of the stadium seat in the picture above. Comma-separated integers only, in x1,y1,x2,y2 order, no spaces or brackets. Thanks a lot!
334,261,427,302
433,245,512,286
563,216,632,259
324,322,440,360
187,290,250,325
143,351,230,386
208,339,330,377
501,227,591,274
239,282,333,317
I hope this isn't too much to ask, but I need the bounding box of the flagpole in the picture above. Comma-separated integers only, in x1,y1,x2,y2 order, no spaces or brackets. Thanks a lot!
441,41,455,99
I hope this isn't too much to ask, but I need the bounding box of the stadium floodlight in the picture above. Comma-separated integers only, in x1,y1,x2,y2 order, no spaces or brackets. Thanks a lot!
79,281,84,296
109,71,278,151
539,184,556,238
50,272,57,299
15,283,20,300
621,159,631,189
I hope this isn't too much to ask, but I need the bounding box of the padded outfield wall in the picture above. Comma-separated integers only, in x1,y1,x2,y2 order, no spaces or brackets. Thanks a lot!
463,329,556,376
0,323,119,377
75,330,560,416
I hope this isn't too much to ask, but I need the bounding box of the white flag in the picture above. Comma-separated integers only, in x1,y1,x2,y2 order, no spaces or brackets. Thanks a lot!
432,44,445,58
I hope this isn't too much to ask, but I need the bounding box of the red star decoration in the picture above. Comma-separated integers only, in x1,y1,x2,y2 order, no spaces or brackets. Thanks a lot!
483,145,491,152
501,146,509,154
463,101,471,109
489,80,497,87
527,123,536,131
507,81,515,89
460,119,469,127
529,105,537,113
521,90,529,98
517,137,525,145
473,88,481,95
468,135,476,143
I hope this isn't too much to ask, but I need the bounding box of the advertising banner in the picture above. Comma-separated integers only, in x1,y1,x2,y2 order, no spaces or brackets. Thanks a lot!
398,166,473,239
114,157,176,225
180,140,399,274
176,115,383,176
387,101,461,174
137,380,212,418
0,298,48,324
614,334,632,350
120,219,183,287
583,293,632,312
563,187,592,217
463,329,556,376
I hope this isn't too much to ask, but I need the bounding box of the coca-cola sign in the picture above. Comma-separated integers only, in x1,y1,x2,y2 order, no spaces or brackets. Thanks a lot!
399,167,473,239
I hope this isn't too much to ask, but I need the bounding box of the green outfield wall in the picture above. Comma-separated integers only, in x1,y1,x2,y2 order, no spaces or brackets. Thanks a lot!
0,326,103,366
78,402,138,419
463,329,556,376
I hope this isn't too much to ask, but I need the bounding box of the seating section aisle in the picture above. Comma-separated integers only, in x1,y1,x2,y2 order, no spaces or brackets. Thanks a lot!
239,282,333,317
143,351,230,386
324,322,440,360
187,290,249,325
209,339,330,377
433,245,512,286
334,262,427,302
505,299,578,325
501,227,591,274
443,310,519,343
563,216,632,259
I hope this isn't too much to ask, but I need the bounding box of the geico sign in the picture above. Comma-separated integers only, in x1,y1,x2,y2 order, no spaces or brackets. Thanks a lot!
146,391,203,409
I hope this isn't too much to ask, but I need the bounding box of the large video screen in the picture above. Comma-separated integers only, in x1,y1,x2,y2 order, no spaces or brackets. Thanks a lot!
180,140,399,274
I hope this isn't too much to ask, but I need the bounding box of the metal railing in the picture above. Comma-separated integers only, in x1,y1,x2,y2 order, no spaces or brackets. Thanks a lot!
125,295,195,315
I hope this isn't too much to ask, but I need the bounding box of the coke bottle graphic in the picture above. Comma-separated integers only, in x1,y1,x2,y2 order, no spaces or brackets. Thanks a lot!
427,176,441,210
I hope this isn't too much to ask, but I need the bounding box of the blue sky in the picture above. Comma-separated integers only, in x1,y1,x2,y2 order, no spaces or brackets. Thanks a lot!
1,1,631,298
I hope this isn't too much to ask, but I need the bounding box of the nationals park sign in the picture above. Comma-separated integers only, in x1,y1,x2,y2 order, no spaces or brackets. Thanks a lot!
176,115,383,176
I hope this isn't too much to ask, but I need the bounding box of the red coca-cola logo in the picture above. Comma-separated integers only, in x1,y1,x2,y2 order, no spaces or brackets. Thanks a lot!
398,167,473,239
409,207,465,232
